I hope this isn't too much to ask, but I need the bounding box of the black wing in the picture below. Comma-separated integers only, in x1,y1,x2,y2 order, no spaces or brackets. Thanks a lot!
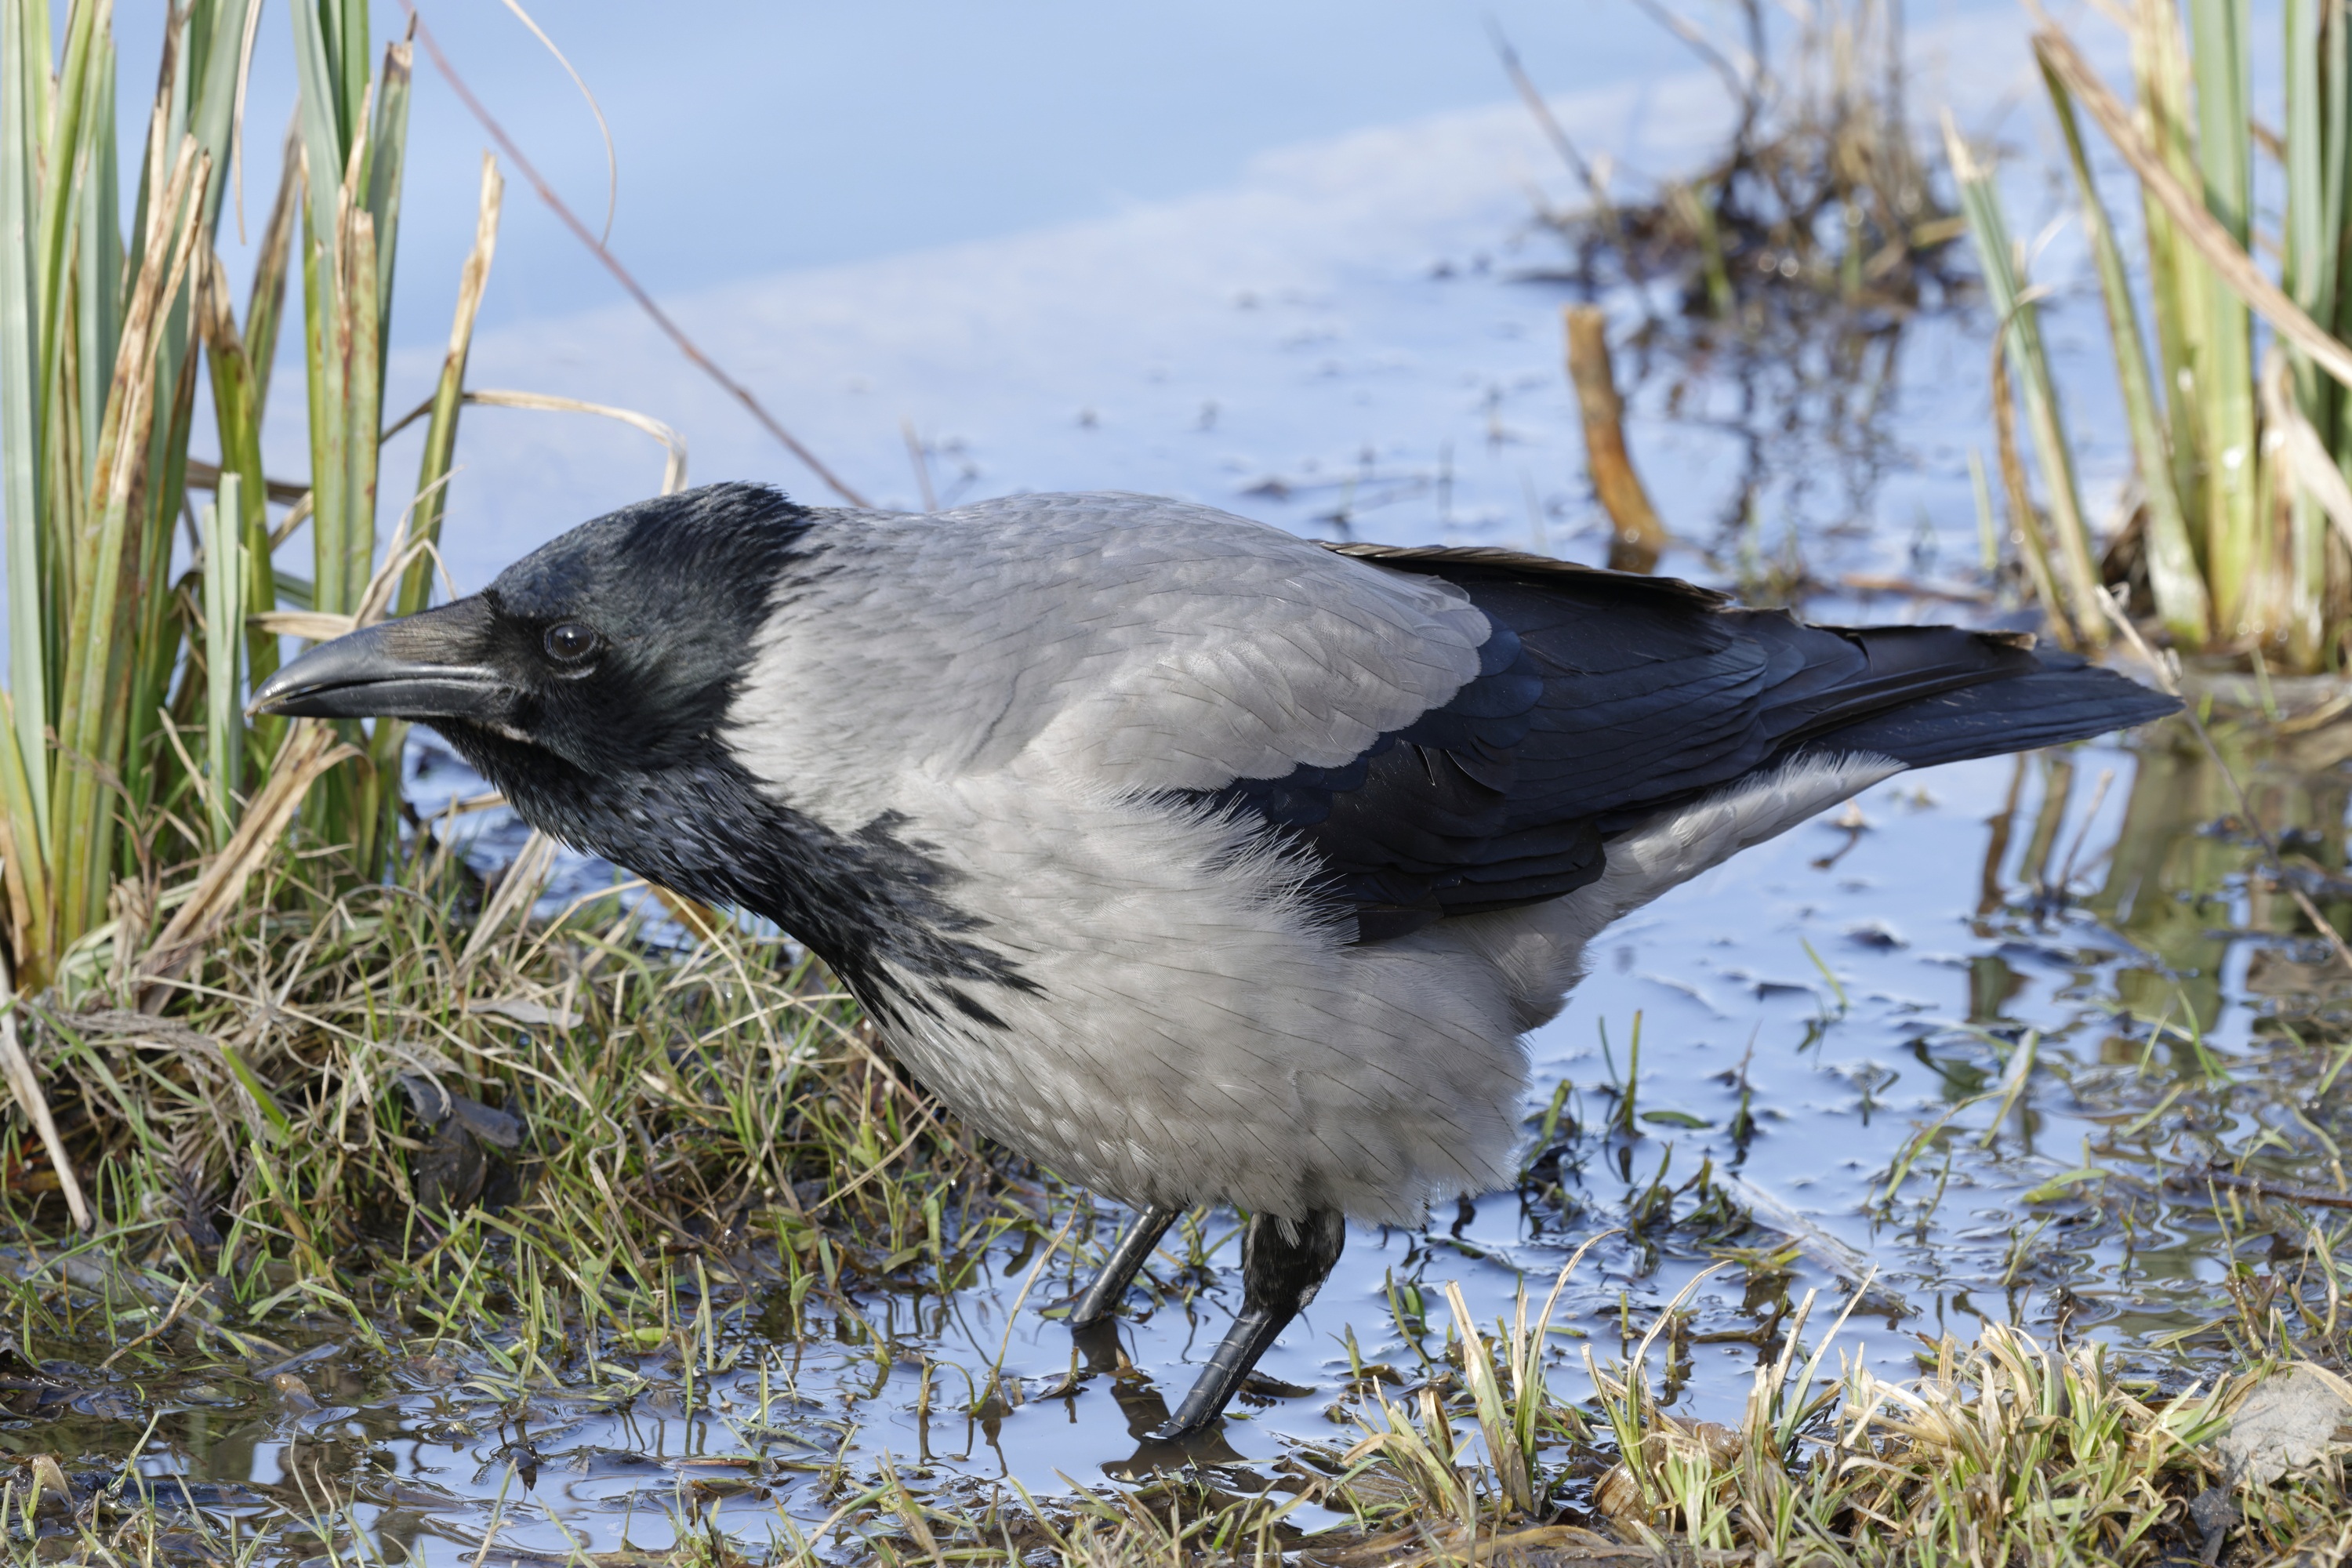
1184,545,2177,941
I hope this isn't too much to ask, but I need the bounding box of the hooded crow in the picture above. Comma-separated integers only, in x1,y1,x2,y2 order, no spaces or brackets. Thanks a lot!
252,483,2176,1436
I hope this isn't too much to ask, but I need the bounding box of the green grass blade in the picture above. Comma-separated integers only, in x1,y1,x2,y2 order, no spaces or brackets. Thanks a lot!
2040,50,2209,644
1944,116,2108,646
2185,0,2260,632
201,475,242,850
0,0,52,846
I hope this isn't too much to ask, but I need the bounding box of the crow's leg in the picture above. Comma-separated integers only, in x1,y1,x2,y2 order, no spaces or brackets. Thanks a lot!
1067,1203,1182,1330
1149,1209,1345,1439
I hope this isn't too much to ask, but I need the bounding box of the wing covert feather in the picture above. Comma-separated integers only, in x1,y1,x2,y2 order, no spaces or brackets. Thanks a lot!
726,494,1494,822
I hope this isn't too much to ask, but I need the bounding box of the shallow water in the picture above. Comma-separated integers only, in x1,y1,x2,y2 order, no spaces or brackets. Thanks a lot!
14,717,2349,1563
11,5,2344,1562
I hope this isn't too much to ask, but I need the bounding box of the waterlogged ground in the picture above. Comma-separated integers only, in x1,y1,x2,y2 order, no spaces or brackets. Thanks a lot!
6,711,2348,1562
11,9,2340,1563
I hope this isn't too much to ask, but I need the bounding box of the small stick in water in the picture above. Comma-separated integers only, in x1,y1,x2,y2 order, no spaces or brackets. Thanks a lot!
1565,306,1670,573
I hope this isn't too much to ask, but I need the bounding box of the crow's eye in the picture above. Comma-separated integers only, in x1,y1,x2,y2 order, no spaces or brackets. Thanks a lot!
543,622,600,662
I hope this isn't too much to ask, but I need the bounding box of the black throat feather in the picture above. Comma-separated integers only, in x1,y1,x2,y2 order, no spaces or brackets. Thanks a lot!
438,726,1033,1019
426,484,1034,1020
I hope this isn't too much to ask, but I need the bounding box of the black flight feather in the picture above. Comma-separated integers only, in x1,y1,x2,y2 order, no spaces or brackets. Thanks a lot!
1181,546,2178,941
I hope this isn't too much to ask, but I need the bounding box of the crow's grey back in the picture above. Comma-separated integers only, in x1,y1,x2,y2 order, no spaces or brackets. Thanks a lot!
727,492,1490,824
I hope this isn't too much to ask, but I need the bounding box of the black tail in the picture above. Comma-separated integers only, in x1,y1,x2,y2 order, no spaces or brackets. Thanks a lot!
1800,648,2180,768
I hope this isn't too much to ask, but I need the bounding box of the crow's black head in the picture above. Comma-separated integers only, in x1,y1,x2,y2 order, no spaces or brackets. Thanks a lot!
251,481,1023,1004
252,482,811,779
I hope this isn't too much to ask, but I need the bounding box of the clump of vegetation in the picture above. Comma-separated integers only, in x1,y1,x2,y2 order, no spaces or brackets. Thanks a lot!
9,830,991,1345
1516,0,1961,318
0,0,487,1015
1951,0,2352,667
1511,0,1975,606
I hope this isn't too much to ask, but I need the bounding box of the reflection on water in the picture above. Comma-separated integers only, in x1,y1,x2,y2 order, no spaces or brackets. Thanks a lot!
2082,709,2352,1035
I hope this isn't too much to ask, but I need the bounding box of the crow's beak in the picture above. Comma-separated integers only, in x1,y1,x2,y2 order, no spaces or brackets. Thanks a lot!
248,597,511,722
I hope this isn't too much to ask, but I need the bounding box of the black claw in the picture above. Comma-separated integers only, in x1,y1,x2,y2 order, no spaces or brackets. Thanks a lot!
1148,1208,1345,1439
1068,1203,1181,1329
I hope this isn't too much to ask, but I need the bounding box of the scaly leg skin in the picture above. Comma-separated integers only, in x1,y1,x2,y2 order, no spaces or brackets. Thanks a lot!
1067,1203,1182,1330
1148,1209,1345,1439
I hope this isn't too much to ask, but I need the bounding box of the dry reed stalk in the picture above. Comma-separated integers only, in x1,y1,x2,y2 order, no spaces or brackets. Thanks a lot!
2033,22,2352,390
0,950,88,1230
463,390,688,496
397,0,869,509
1989,330,2077,645
137,720,356,1000
2264,352,2352,543
1564,307,1670,572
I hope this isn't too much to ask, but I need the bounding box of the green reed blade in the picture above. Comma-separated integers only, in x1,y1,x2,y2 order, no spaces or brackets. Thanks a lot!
0,691,49,954
122,2,252,829
199,259,282,776
289,0,374,623
2185,0,2259,633
52,17,115,743
341,212,379,622
298,212,342,618
365,38,411,339
201,476,242,850
55,148,209,935
2130,0,2209,547
71,50,121,519
1944,118,2108,645
2284,0,2347,459
2186,0,2250,242
31,0,102,460
286,2,348,245
2041,51,2209,645
2331,0,2352,463
185,1,255,239
242,129,297,419
0,0,51,847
